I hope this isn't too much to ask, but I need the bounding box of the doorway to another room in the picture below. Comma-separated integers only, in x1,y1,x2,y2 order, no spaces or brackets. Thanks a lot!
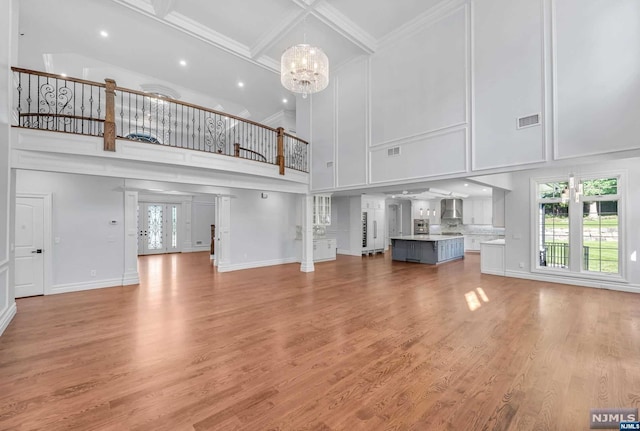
137,203,181,255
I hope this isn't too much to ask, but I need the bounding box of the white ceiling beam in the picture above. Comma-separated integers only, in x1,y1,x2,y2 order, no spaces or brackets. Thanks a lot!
111,0,280,74
150,0,175,19
250,9,307,59
311,2,377,54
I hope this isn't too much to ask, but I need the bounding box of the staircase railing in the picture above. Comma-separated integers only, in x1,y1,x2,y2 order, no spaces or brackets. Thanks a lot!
11,67,309,175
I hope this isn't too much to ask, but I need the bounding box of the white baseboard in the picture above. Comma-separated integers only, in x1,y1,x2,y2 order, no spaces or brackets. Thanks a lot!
217,257,298,273
504,270,640,294
481,269,506,276
122,272,140,286
337,249,363,257
300,261,315,272
50,277,123,295
183,246,211,253
0,302,17,336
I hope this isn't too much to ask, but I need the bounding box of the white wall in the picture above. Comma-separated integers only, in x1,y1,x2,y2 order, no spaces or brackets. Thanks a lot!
224,189,298,271
472,0,545,169
554,0,640,159
191,197,215,252
311,82,335,190
0,0,19,336
505,158,640,291
16,170,127,293
305,0,640,193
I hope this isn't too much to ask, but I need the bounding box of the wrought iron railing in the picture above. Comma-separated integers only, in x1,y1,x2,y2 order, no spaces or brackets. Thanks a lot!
283,132,309,172
13,68,106,137
539,242,590,270
11,67,309,174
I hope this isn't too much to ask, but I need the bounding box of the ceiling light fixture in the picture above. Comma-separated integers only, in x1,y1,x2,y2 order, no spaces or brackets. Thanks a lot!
281,44,329,99
179,60,187,66
100,30,109,38
237,81,244,88
282,98,288,103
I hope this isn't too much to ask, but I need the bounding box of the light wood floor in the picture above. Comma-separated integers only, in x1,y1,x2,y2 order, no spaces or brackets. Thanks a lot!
1,252,639,430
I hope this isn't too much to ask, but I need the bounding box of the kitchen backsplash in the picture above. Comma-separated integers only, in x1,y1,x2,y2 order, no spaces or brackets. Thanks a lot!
430,224,505,236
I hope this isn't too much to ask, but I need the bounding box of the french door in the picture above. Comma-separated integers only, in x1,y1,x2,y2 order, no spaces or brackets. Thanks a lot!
138,203,181,255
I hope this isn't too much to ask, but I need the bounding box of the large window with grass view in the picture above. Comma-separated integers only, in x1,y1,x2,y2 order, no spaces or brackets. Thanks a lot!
535,175,621,277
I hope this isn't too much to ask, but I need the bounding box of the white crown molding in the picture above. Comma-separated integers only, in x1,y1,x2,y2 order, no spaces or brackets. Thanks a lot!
111,0,279,74
378,0,468,48
312,3,377,54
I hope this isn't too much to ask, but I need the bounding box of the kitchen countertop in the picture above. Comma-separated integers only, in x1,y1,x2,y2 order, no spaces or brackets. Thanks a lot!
390,235,464,241
481,238,505,245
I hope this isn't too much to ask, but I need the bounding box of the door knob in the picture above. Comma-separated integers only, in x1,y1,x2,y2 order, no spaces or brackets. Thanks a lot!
31,249,43,254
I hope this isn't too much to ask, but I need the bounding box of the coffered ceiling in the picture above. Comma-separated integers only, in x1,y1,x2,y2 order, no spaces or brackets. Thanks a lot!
17,0,450,123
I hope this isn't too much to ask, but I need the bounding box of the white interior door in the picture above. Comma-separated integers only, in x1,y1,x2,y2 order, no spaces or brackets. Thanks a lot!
138,203,181,255
15,197,45,297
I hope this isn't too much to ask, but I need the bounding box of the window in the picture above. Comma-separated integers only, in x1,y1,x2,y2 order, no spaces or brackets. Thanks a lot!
581,178,619,274
534,175,622,278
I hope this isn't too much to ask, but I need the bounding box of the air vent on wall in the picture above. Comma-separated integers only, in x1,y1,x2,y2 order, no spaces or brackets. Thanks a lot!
387,146,401,157
517,113,541,129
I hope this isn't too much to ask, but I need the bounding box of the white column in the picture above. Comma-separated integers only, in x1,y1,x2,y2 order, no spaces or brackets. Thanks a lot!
216,196,231,271
300,194,315,273
122,190,139,285
0,0,18,336
182,199,192,252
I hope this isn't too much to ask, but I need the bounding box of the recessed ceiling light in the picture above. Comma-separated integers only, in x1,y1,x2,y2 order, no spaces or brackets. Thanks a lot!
237,81,244,88
100,30,109,38
464,183,469,187
282,98,288,103
179,60,187,66
482,188,488,192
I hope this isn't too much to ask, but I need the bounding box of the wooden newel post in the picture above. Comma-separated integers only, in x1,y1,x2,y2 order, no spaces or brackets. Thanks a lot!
277,127,285,175
104,78,116,152
234,143,240,157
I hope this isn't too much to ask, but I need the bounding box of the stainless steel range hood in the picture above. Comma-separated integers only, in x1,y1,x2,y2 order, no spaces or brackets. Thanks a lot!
441,198,463,222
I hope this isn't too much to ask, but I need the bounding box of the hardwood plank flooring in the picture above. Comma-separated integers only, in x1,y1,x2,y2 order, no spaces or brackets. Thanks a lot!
1,252,639,430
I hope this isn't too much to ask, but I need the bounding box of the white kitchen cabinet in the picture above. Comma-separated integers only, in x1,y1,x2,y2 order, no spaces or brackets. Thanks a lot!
463,199,492,225
362,208,385,253
481,239,505,275
361,196,385,254
313,194,332,225
465,234,501,251
313,238,337,262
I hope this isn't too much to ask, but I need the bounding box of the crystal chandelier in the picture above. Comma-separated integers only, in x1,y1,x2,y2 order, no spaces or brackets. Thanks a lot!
280,44,329,99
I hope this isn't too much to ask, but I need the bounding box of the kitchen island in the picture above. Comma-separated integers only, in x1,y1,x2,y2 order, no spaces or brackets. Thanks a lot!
390,235,464,264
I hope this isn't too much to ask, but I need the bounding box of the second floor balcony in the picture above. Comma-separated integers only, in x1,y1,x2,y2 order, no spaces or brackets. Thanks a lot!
11,67,309,190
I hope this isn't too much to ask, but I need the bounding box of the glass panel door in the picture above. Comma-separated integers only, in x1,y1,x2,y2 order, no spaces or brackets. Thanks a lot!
138,203,181,255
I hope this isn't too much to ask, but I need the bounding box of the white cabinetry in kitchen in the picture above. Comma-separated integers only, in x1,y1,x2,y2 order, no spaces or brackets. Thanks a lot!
313,194,332,225
314,238,337,262
462,199,492,225
362,196,385,254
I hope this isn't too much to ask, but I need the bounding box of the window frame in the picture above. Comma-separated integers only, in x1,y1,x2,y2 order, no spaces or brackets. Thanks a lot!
531,171,626,282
